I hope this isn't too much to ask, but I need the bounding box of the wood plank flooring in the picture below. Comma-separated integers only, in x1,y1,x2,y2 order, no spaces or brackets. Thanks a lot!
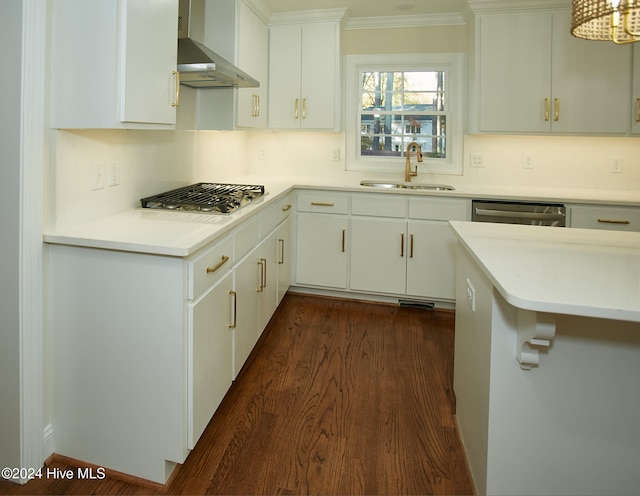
0,293,475,496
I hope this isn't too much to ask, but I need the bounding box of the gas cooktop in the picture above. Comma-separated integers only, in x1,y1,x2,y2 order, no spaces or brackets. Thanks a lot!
140,183,266,214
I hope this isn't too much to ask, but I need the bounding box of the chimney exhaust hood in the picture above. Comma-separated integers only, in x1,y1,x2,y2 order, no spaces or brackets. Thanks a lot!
177,0,259,88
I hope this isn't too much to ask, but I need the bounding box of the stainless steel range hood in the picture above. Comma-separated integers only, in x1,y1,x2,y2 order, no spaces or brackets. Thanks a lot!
177,0,259,88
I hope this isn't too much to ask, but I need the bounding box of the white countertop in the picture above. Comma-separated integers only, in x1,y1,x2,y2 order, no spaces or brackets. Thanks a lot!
43,174,640,258
449,221,640,322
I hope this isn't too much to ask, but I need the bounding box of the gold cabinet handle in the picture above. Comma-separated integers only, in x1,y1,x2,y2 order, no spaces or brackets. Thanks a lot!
410,233,414,258
544,98,550,122
252,94,259,117
171,70,180,107
311,201,335,207
256,258,267,292
294,98,299,119
400,233,405,257
229,290,237,329
554,98,559,121
206,255,229,273
282,204,292,212
261,258,267,289
341,229,346,252
302,98,306,119
278,239,285,264
636,97,640,123
597,218,630,225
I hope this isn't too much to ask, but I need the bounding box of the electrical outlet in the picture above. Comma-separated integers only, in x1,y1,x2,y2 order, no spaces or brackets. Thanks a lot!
332,147,341,162
90,162,105,190
610,157,623,174
470,153,485,167
522,154,535,169
258,147,266,160
465,278,476,312
108,162,120,187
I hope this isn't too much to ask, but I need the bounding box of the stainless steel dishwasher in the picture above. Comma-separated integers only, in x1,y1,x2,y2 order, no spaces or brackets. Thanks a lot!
472,200,566,227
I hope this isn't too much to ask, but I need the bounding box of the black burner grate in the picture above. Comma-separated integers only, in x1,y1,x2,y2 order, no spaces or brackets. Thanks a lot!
140,183,265,214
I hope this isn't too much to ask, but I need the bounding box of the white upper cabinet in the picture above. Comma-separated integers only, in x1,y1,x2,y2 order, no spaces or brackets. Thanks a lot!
176,0,268,130
50,0,179,129
632,47,640,135
236,0,269,128
268,10,344,130
473,8,632,135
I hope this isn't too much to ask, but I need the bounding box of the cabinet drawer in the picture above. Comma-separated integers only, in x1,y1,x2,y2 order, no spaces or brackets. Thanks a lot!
188,236,234,300
351,194,407,218
260,204,280,239
297,190,349,214
409,197,470,221
278,194,294,220
235,217,260,260
569,205,640,232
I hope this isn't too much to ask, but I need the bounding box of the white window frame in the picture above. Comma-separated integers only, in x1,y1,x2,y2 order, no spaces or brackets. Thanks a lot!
345,53,465,175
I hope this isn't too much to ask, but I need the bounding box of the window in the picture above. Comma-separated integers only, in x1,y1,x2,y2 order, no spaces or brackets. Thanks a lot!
345,53,464,175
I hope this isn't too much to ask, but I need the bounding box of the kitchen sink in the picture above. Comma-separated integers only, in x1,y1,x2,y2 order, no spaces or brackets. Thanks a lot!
360,180,455,191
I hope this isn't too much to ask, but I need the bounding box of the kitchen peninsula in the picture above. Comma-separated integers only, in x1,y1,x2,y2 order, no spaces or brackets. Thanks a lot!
450,221,640,496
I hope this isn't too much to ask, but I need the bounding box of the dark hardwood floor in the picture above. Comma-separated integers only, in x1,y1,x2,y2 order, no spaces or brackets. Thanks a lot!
0,293,475,496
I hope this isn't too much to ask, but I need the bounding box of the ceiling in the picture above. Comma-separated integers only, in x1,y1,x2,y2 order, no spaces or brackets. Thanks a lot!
261,0,468,19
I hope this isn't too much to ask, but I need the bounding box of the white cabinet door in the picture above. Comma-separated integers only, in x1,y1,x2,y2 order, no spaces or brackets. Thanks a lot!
268,24,303,129
268,21,339,130
551,10,631,134
257,230,279,333
632,47,640,135
236,0,269,128
476,10,631,135
51,0,178,129
276,216,293,304
296,212,348,289
187,271,233,449
478,12,552,133
350,217,407,295
406,220,458,300
121,0,179,125
232,250,261,378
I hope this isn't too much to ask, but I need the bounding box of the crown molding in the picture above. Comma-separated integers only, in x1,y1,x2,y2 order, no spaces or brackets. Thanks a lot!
344,12,466,30
269,8,348,25
467,0,571,14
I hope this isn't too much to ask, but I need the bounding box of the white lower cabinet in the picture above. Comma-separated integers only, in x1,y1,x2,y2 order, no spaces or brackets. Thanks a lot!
232,246,262,378
294,190,470,303
295,190,349,289
187,270,233,449
350,216,407,294
569,204,640,232
296,212,348,289
47,194,295,485
276,215,293,304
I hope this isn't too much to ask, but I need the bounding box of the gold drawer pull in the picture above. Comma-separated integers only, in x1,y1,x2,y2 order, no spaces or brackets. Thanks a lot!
229,290,237,329
636,97,640,123
171,71,180,107
294,98,299,119
278,239,285,264
311,201,335,207
410,233,414,258
544,98,550,122
282,204,292,212
400,233,405,257
597,218,630,225
341,229,346,252
206,255,229,274
554,98,559,121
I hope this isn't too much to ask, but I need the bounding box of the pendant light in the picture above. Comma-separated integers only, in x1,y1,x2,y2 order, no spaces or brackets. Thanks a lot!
571,0,640,44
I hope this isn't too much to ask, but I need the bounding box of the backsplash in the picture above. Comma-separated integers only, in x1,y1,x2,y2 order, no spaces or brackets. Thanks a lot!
50,128,640,229
50,129,250,229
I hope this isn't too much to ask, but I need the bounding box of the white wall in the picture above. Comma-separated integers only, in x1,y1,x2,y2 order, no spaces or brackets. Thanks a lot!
0,0,23,472
244,130,640,192
50,130,254,228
